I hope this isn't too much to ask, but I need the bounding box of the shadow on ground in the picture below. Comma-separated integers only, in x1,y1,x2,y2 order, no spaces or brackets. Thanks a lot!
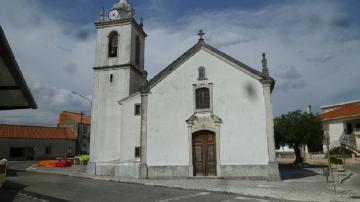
1,169,72,202
279,163,327,180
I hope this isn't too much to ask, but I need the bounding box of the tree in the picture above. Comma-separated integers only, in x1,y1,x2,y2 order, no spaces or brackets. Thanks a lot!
274,110,323,163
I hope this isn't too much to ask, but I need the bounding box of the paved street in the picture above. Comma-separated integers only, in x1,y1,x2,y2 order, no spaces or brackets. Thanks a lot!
0,162,279,202
344,164,360,192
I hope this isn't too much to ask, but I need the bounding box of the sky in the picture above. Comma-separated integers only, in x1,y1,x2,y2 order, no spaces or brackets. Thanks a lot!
0,0,360,126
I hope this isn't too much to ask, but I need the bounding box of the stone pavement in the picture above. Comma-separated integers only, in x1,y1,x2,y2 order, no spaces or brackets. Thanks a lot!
25,163,360,202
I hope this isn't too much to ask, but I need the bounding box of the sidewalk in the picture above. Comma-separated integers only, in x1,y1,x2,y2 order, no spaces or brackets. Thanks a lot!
26,164,359,202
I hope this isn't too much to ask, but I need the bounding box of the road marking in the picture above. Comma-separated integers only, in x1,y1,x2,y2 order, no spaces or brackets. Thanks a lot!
234,196,270,201
155,192,210,202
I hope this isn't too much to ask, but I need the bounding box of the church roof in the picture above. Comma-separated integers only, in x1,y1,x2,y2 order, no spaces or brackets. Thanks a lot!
148,39,275,91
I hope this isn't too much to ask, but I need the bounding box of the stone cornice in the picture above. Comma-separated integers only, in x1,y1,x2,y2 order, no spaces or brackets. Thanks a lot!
93,63,144,75
95,18,147,37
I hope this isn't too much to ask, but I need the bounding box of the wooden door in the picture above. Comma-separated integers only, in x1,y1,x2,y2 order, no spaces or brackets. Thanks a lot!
193,132,216,176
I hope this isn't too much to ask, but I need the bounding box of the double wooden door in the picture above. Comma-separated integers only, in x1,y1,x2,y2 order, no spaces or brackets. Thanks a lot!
192,132,216,176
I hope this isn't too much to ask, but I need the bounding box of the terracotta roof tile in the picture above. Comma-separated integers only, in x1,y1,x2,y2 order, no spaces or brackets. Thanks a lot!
320,103,360,121
58,111,91,126
0,124,76,140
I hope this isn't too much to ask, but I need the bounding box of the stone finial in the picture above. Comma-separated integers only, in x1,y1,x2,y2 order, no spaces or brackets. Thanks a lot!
141,71,150,94
262,52,269,77
198,29,205,41
99,7,105,22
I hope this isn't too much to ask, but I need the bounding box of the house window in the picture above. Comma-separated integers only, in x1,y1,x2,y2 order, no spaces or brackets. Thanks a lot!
346,123,353,134
195,88,210,109
135,36,141,65
108,31,118,58
134,104,141,116
135,147,141,158
356,123,360,131
82,125,88,134
45,146,52,155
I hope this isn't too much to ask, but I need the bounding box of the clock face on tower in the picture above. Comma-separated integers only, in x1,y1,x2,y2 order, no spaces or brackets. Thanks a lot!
108,9,120,20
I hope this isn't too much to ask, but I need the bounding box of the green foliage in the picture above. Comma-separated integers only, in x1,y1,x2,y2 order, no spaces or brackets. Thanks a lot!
274,110,323,163
328,147,353,158
330,156,343,165
274,110,323,148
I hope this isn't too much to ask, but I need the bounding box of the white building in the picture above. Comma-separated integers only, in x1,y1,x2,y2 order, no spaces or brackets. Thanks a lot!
320,100,360,152
88,0,279,180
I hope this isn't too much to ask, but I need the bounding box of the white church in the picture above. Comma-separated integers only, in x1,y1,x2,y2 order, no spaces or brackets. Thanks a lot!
88,0,280,180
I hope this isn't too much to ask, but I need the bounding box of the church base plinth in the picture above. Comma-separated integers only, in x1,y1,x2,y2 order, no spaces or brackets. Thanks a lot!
147,166,189,179
221,162,280,180
86,161,142,179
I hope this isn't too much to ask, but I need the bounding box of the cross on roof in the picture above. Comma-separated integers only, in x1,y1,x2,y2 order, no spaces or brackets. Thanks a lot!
198,29,205,40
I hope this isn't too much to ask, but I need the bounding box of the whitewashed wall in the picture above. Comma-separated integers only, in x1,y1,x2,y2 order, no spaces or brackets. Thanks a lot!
147,48,269,167
326,120,344,146
90,68,131,162
95,24,132,67
120,94,141,161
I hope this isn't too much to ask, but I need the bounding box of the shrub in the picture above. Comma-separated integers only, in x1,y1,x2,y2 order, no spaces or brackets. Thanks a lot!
329,147,353,157
330,156,343,165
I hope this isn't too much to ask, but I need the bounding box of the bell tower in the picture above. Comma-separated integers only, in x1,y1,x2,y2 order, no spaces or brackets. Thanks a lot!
90,0,146,163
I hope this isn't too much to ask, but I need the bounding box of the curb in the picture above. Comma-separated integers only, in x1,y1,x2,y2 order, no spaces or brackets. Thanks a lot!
339,171,352,184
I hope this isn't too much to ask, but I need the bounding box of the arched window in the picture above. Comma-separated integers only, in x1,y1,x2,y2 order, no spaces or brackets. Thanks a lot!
135,35,141,65
108,31,118,58
195,88,210,109
198,66,206,80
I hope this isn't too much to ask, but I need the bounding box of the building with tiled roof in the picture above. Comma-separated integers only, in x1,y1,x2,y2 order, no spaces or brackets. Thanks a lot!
319,100,360,152
58,111,91,126
58,111,91,154
0,124,76,160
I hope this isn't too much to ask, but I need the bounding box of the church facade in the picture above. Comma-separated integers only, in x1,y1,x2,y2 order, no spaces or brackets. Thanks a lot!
88,0,280,180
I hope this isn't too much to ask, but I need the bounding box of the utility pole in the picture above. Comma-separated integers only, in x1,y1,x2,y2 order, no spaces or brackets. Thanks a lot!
325,131,336,194
76,111,84,155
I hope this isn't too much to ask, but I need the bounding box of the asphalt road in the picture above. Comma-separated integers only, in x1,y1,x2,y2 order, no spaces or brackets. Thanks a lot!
0,162,277,202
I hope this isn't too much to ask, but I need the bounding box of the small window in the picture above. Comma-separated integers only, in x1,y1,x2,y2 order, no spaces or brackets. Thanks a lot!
67,147,73,156
45,146,52,155
135,36,141,65
134,104,141,116
356,123,360,131
110,74,113,83
10,148,25,158
82,125,88,133
135,147,141,158
198,66,207,80
195,88,210,109
108,31,118,58
346,123,353,134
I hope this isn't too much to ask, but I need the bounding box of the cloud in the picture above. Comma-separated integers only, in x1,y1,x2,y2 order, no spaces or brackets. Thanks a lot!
63,63,78,75
0,83,91,126
274,65,305,92
143,1,360,115
75,28,92,41
330,15,352,28
0,0,359,126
